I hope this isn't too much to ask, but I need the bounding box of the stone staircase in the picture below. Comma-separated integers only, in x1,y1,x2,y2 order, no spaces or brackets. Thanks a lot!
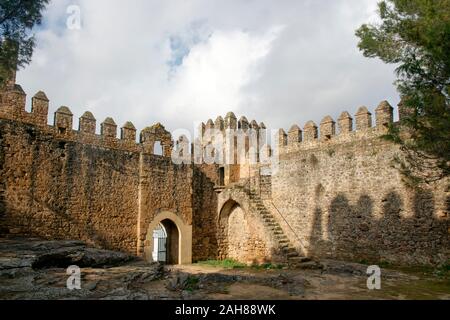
232,183,317,269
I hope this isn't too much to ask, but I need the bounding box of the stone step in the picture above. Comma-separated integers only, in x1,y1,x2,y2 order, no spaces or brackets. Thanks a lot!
283,247,297,253
272,232,284,237
240,188,303,263
274,231,286,237
273,233,286,238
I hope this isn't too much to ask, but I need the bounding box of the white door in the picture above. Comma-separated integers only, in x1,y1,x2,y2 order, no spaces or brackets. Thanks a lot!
152,224,167,262
157,236,167,262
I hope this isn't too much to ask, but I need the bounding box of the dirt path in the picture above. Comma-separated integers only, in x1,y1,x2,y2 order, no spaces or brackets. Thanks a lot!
166,262,450,300
0,238,448,300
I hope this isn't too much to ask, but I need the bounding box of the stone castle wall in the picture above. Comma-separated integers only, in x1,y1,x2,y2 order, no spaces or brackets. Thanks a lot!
271,104,449,265
217,188,279,265
0,117,141,253
0,78,448,266
0,83,220,261
192,164,220,261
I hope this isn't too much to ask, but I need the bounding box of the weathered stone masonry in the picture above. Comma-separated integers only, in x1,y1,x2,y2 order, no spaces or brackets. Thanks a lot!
0,74,448,266
0,78,220,262
271,105,450,266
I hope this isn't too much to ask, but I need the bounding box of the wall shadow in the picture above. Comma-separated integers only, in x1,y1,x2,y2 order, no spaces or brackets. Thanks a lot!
308,188,449,265
191,165,219,262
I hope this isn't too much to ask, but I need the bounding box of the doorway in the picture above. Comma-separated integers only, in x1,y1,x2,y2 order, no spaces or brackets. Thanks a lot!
144,211,192,265
152,223,167,262
151,219,179,264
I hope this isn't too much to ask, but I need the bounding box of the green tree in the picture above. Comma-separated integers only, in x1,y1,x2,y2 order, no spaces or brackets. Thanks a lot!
356,0,450,185
0,0,50,87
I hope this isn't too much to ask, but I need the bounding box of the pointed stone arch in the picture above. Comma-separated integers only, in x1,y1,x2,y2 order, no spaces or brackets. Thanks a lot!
218,197,273,264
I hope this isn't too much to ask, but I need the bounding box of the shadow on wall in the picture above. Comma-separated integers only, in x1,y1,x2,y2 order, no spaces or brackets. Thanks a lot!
308,189,449,266
192,166,219,262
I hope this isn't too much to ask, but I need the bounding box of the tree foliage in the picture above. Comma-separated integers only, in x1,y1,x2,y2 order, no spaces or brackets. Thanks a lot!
0,0,50,87
356,0,450,185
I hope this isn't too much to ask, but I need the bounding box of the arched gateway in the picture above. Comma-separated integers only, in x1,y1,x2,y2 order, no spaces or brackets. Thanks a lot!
218,198,273,264
144,211,192,265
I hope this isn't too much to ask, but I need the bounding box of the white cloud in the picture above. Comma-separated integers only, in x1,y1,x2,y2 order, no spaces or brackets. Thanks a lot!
16,0,399,137
164,26,285,124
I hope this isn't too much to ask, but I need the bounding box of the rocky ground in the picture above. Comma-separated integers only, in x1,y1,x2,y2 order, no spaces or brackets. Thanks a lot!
0,238,448,300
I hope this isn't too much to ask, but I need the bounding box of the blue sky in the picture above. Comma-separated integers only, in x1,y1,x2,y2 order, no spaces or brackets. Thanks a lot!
17,0,399,137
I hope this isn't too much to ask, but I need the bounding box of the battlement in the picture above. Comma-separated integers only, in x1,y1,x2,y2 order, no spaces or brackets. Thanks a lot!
0,83,174,155
0,80,403,161
199,112,266,136
194,112,270,164
194,103,401,163
1,79,447,269
277,101,398,153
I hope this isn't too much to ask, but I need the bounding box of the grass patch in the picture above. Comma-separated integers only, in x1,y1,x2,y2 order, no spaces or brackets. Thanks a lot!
184,276,200,292
358,259,370,265
197,259,247,269
357,258,450,279
432,263,450,278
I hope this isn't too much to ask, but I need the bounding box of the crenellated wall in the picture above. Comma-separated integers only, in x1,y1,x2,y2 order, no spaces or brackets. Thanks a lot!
0,117,141,252
271,102,449,265
197,112,268,186
275,101,395,150
0,82,220,262
0,77,448,266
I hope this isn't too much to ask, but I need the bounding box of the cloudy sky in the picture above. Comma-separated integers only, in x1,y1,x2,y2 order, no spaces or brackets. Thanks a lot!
17,0,400,136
